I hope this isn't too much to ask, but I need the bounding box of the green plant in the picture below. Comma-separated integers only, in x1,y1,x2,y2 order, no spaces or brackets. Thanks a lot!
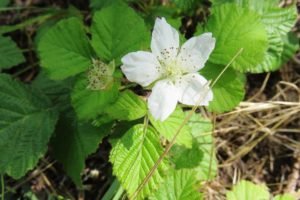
0,0,298,199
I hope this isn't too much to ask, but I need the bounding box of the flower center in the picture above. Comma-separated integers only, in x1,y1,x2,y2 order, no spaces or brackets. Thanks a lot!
162,59,185,79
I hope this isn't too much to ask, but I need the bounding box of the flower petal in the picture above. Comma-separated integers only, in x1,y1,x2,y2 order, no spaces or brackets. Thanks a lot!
176,73,213,106
151,17,179,62
121,51,162,87
148,79,179,121
178,33,215,72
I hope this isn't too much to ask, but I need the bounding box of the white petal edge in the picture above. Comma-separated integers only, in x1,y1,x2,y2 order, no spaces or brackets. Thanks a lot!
175,73,213,106
148,79,179,121
151,17,179,62
121,51,162,87
178,32,216,72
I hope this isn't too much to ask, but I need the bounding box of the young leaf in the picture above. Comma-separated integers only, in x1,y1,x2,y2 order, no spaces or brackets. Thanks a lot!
149,107,193,148
91,2,149,65
226,180,270,200
274,194,296,200
151,169,203,200
0,74,58,178
0,36,25,69
38,17,94,80
71,74,119,120
204,3,268,72
110,124,169,199
105,90,147,121
51,110,112,186
200,63,246,113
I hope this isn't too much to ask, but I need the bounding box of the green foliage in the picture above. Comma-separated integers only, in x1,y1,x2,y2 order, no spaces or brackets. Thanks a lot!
210,0,297,73
0,74,58,178
91,3,149,65
2,0,298,197
151,169,203,200
171,0,201,11
0,0,9,7
254,30,284,73
243,1,296,73
71,75,119,120
32,70,75,112
200,63,245,113
274,194,296,200
105,90,147,121
0,36,25,69
204,3,268,72
170,141,203,169
226,180,270,200
188,113,217,180
227,180,296,200
150,107,193,148
89,0,132,11
281,32,299,64
170,113,217,181
51,110,112,186
110,124,169,199
38,17,94,80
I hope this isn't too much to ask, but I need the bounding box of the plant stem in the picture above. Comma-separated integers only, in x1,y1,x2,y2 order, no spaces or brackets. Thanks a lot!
1,175,4,200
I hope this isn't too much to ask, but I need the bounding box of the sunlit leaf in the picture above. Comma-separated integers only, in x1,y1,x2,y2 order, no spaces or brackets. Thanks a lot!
110,124,169,199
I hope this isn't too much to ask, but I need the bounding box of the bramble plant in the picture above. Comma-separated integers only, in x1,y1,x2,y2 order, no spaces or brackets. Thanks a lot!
0,0,298,199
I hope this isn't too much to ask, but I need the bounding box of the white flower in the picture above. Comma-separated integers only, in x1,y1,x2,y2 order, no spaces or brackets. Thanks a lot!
121,17,215,121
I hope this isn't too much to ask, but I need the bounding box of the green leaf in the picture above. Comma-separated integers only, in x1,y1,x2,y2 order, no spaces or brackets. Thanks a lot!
0,74,58,178
258,5,297,72
89,0,124,11
170,141,203,169
226,180,270,200
188,113,217,180
274,194,296,200
91,2,149,65
212,0,297,73
32,70,75,112
51,110,112,186
281,32,299,64
105,90,147,121
110,124,168,199
150,107,193,148
171,0,199,11
200,63,245,113
151,169,203,200
0,36,25,69
166,113,217,181
0,0,9,8
260,5,297,37
38,17,94,80
71,75,119,120
204,3,268,72
251,30,284,73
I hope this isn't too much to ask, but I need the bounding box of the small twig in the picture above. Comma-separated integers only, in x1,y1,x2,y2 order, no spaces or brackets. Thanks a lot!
248,73,270,101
